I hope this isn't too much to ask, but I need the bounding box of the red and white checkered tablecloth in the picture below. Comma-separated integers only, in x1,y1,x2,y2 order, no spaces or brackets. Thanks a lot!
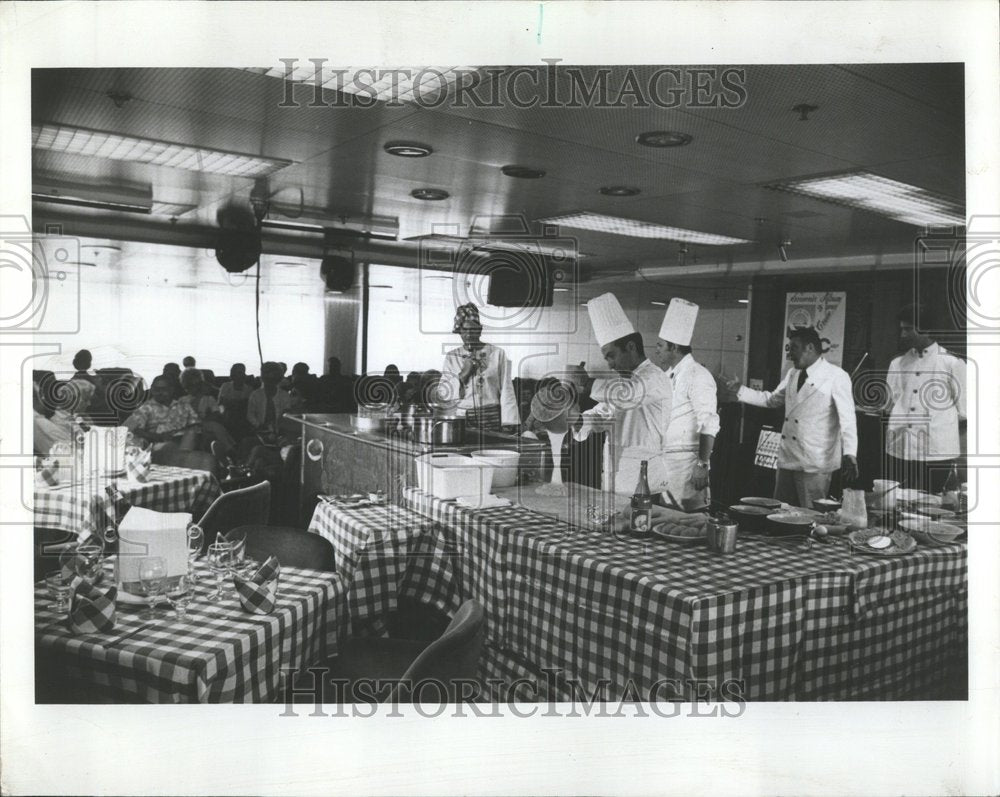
34,465,222,541
307,501,461,636
35,559,345,703
401,488,967,702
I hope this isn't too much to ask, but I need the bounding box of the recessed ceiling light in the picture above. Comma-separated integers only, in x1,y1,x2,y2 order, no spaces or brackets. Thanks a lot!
650,300,667,306
538,211,752,245
553,287,570,292
635,130,693,148
32,123,291,178
501,165,546,179
410,188,450,201
599,186,641,197
738,298,749,304
763,170,964,226
384,141,433,158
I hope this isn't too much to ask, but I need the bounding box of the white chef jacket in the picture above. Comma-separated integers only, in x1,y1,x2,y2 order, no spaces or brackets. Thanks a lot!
885,342,966,461
441,342,520,426
660,355,720,509
738,357,857,473
577,358,672,493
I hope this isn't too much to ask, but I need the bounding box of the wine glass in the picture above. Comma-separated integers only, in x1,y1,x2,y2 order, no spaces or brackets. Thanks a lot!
186,523,204,585
207,541,232,602
137,556,166,620
165,575,193,619
45,570,74,615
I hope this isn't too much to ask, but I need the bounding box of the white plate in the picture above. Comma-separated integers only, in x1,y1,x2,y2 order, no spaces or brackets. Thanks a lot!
898,519,965,545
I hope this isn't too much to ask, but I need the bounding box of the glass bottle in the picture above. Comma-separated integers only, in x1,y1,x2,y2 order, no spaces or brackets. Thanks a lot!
941,464,960,509
630,460,652,538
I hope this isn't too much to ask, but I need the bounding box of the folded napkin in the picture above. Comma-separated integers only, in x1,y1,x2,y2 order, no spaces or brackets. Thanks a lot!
233,555,280,614
125,448,152,483
456,493,512,509
35,457,61,487
68,577,117,634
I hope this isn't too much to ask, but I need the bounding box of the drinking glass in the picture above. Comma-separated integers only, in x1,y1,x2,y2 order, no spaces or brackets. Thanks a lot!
137,556,167,620
207,541,232,602
45,570,74,615
186,524,204,585
165,575,193,619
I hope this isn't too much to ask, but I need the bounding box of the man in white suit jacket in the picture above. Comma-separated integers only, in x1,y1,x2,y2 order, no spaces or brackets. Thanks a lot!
727,327,859,507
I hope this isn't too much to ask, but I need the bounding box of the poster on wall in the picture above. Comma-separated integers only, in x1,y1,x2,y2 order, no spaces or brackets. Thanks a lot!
781,291,846,375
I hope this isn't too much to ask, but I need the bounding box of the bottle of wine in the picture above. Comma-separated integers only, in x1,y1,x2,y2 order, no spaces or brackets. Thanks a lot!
630,460,652,537
941,464,960,509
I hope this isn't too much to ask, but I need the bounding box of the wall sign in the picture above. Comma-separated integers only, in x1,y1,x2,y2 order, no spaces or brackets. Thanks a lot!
781,291,846,375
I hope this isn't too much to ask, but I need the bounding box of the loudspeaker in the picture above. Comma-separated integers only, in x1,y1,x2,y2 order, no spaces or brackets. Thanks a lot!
321,255,354,292
485,252,554,308
215,228,262,273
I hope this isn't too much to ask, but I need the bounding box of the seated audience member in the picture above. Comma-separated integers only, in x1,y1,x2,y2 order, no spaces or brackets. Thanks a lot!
182,356,196,369
287,361,319,402
179,368,235,452
162,362,185,400
124,375,200,450
32,374,75,455
219,363,254,434
318,356,355,412
68,349,98,414
247,361,292,432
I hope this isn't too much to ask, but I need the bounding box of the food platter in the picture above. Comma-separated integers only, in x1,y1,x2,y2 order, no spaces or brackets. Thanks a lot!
898,519,965,546
847,529,917,555
651,519,707,545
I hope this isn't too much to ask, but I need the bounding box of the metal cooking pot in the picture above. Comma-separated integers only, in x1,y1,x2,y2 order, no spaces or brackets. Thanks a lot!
412,415,465,446
350,414,386,434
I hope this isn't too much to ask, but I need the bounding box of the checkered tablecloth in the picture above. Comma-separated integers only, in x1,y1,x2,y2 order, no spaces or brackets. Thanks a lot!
307,501,462,636
35,559,345,703
401,488,967,702
34,465,222,541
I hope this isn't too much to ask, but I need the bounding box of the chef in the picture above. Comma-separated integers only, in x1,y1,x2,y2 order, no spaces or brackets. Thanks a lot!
884,303,966,493
441,303,520,432
727,326,858,507
574,292,672,494
652,298,720,511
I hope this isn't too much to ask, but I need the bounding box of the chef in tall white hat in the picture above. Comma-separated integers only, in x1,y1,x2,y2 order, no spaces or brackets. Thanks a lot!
652,298,720,511
574,292,672,494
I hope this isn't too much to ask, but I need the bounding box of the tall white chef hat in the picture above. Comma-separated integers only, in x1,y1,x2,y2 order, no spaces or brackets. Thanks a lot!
587,293,635,347
658,298,699,346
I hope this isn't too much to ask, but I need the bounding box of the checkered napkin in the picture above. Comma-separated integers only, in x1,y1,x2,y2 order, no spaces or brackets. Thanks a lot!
68,577,118,634
35,457,61,487
126,448,152,483
233,555,280,614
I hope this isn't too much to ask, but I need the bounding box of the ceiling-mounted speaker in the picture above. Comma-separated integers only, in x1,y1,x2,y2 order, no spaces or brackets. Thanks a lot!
321,255,354,293
216,202,262,273
215,228,262,273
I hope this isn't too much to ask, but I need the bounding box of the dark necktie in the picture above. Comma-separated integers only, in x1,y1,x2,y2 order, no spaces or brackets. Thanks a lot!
797,369,807,391
264,394,276,426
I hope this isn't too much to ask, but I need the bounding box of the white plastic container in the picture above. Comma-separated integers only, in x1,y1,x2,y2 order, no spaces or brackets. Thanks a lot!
415,453,494,500
470,449,520,488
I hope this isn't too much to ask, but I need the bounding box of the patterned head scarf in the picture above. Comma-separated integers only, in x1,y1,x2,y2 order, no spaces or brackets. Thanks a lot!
453,303,482,333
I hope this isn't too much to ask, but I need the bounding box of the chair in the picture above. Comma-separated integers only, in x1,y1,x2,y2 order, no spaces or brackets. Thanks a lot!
224,524,336,571
196,480,271,548
324,600,485,703
152,446,217,473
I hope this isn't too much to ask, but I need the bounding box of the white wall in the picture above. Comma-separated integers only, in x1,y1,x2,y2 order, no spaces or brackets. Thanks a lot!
365,265,749,382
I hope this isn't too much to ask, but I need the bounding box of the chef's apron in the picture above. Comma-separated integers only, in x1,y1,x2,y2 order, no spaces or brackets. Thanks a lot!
660,449,710,511
611,445,670,497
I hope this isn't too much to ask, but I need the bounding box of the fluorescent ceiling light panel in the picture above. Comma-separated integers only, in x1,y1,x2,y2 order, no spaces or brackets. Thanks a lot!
242,66,479,104
32,123,291,179
537,212,752,245
764,171,964,227
151,201,197,217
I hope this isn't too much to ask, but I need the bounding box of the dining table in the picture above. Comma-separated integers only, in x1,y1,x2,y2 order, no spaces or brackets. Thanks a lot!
310,482,968,702
34,464,222,541
34,558,346,703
